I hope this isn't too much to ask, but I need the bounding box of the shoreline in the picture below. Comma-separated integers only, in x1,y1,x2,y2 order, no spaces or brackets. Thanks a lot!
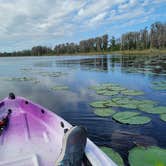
0,49,166,57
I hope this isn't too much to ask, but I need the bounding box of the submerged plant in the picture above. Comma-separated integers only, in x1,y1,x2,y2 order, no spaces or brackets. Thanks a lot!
100,147,124,166
93,108,116,117
129,146,166,166
112,111,151,125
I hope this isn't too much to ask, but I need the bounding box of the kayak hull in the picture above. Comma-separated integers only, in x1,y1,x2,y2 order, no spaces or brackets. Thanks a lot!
0,96,117,166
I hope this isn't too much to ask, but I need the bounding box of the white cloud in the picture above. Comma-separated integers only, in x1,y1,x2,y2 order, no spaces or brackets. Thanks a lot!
0,0,165,52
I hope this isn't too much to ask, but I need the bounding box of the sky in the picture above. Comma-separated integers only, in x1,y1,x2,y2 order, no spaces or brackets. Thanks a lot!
0,0,166,52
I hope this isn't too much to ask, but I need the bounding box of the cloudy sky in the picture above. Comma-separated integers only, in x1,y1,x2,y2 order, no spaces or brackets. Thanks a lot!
0,0,165,52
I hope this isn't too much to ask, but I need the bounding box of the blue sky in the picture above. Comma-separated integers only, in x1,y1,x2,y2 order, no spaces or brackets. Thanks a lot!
0,0,166,52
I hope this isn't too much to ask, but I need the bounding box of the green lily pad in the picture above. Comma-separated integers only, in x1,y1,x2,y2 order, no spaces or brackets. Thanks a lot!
112,97,156,110
121,90,144,96
139,105,166,114
90,85,105,91
140,99,157,105
129,146,166,166
100,147,124,166
112,111,151,125
90,83,126,94
96,89,109,95
100,91,119,96
138,103,154,112
111,97,138,109
5,77,35,81
104,100,119,107
90,101,108,108
93,108,116,117
108,86,126,91
51,85,69,91
112,97,132,104
152,81,166,90
39,71,67,77
160,114,166,122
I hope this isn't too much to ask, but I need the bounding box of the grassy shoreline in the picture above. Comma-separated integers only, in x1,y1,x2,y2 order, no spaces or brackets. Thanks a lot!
0,49,166,57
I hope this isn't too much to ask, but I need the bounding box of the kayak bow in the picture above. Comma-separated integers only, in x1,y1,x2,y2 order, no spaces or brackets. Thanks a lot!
0,93,117,166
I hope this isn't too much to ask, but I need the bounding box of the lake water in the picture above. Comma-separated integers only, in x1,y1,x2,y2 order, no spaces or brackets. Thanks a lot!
0,54,166,165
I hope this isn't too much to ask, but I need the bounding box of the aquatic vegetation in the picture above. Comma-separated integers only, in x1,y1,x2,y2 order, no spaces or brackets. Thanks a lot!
104,100,119,107
121,90,144,96
93,108,116,117
112,97,157,110
1,77,39,83
151,81,166,90
111,97,138,109
90,83,144,97
90,101,108,108
97,90,119,96
100,147,124,166
129,146,166,166
138,105,166,114
39,71,67,77
112,111,151,125
20,68,33,71
160,114,166,122
51,85,69,91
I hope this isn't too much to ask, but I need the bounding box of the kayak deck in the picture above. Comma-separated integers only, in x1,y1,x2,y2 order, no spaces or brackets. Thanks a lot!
0,97,69,166
0,95,117,166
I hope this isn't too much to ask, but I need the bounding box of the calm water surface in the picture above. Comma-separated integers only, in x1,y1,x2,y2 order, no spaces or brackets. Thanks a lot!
0,54,166,165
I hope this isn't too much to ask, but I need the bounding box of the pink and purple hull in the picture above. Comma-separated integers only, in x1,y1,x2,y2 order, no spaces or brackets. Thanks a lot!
0,96,117,166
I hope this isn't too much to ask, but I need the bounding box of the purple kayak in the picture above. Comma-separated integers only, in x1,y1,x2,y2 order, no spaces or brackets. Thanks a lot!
0,93,117,166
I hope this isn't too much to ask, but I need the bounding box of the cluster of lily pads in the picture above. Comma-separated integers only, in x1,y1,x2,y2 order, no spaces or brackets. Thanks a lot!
101,146,166,166
38,71,67,77
90,83,144,96
0,77,39,84
89,83,166,124
51,85,69,91
90,97,157,125
151,81,166,90
21,67,67,78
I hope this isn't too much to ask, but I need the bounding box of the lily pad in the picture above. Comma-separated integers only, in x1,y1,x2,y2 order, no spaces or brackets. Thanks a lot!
90,101,108,108
100,147,124,166
90,83,126,93
96,89,109,95
112,97,138,109
104,100,119,107
93,108,116,117
108,86,126,91
139,105,166,114
160,114,166,122
121,90,144,96
138,103,154,112
152,81,166,90
6,77,35,81
112,111,151,125
140,99,157,105
39,71,67,77
51,85,69,91
129,146,166,166
100,91,119,96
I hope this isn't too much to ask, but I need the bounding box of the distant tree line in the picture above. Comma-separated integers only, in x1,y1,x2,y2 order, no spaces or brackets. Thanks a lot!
0,22,165,56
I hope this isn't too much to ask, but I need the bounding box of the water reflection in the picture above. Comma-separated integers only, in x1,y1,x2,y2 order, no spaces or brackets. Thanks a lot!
0,54,166,165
